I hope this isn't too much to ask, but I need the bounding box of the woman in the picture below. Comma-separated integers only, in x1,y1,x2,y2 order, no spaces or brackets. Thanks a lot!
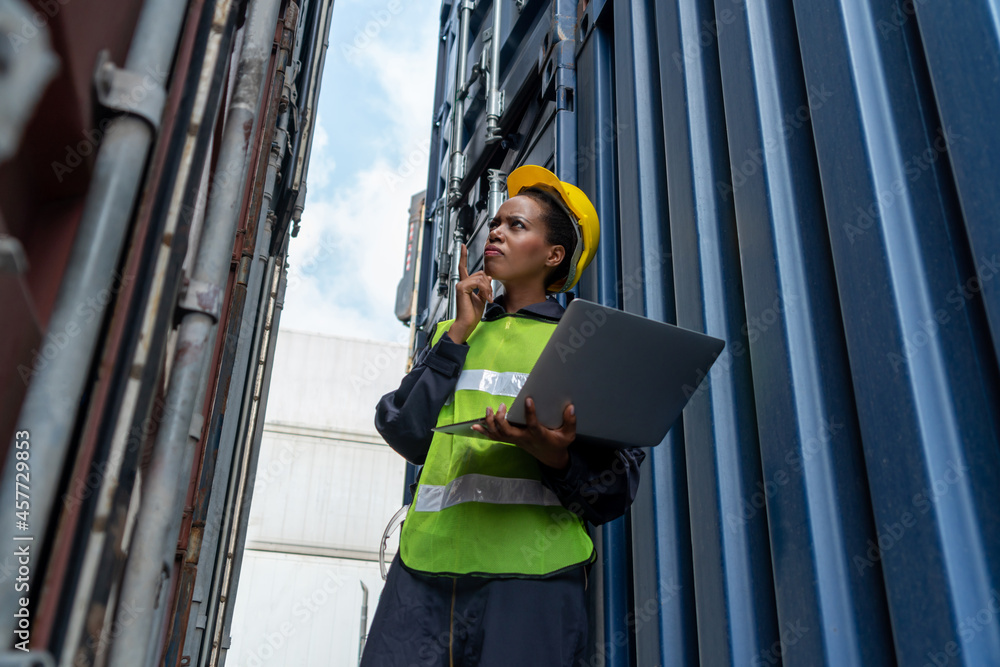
362,165,646,667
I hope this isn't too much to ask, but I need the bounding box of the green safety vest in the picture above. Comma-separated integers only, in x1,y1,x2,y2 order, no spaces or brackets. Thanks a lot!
399,311,596,577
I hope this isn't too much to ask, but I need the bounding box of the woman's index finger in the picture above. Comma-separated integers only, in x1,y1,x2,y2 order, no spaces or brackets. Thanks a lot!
458,243,469,280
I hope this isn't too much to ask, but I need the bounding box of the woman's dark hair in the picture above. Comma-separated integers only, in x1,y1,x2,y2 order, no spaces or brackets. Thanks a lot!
515,185,578,292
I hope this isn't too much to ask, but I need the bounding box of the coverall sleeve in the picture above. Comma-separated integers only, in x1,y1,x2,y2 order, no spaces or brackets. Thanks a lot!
374,320,468,465
537,438,647,526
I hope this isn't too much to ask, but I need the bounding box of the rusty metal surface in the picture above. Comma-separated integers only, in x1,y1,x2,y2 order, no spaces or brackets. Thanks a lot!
24,0,201,652
27,0,237,661
164,9,297,664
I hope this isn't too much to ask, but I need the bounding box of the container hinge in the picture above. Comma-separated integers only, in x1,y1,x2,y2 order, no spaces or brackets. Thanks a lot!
189,412,205,441
177,273,223,323
92,49,167,132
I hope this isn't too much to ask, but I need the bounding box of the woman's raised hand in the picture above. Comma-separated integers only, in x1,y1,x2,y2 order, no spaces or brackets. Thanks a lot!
448,243,493,344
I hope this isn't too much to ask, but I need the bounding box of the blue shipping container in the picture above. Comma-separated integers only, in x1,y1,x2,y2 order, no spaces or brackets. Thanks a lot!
406,1,1000,664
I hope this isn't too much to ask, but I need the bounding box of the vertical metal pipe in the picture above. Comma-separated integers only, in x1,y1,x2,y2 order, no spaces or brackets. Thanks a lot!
0,0,188,644
203,137,285,667
486,168,506,219
485,0,504,142
444,0,476,319
486,169,506,299
433,200,449,301
424,23,450,319
154,320,215,662
217,251,288,667
552,0,577,187
213,252,278,667
407,205,427,372
447,0,474,205
188,14,297,653
106,0,284,663
447,230,463,320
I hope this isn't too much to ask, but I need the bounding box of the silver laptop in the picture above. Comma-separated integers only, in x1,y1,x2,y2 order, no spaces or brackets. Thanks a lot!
431,298,725,448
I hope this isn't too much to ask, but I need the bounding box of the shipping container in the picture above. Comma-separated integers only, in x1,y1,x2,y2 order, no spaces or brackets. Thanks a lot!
396,0,1000,665
228,332,408,667
0,0,334,665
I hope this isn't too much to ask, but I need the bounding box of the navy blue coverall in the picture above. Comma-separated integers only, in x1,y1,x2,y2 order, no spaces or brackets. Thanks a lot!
362,294,646,667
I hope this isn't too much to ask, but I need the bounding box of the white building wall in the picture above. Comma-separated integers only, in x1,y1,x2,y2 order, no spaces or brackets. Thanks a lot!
227,552,387,667
227,330,410,667
246,429,405,557
264,330,412,434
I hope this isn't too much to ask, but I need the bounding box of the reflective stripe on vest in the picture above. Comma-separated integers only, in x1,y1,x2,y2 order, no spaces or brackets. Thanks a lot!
443,368,528,405
413,473,562,512
399,314,595,577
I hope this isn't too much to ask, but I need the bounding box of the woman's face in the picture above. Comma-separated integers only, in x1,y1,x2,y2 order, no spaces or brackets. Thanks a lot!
484,195,564,289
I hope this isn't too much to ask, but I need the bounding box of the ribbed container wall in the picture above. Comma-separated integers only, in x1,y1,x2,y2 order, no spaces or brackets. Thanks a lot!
411,0,1000,665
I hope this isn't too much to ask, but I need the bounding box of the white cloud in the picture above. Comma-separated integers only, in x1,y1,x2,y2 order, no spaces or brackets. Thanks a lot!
279,264,412,346
283,157,430,342
281,3,438,343
351,5,439,165
306,117,335,188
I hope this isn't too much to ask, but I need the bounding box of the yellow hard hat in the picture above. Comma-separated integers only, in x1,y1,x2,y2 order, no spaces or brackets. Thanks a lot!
506,165,600,293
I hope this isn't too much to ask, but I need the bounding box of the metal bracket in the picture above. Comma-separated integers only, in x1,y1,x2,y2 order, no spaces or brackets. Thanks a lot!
92,49,167,131
447,152,467,207
486,169,507,219
486,88,505,142
188,412,205,441
177,274,223,322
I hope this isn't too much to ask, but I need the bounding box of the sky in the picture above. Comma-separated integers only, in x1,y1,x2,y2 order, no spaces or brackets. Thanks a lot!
279,0,440,345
